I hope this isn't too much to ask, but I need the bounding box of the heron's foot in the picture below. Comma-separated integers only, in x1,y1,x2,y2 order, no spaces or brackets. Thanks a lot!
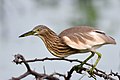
86,68,97,80
87,68,96,77
88,68,94,75
74,64,84,73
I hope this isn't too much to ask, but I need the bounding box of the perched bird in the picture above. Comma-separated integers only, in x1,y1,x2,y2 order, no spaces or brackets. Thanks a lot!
19,25,116,74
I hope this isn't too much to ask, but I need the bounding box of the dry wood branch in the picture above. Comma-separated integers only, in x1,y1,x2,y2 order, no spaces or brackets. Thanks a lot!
17,56,117,78
11,54,60,80
11,54,120,80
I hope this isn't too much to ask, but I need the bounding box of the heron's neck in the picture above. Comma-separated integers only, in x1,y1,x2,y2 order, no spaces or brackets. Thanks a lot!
38,30,74,58
40,30,60,44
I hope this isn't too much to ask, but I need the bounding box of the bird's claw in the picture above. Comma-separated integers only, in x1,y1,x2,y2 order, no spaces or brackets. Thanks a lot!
74,64,84,73
87,68,96,79
88,69,94,75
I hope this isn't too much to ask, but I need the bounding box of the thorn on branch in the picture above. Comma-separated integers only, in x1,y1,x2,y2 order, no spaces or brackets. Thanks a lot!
110,71,120,80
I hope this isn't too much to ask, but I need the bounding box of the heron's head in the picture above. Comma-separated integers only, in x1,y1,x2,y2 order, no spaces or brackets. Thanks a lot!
19,25,49,38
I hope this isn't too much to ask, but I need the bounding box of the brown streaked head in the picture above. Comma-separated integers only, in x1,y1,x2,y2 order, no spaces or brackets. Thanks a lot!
19,25,50,38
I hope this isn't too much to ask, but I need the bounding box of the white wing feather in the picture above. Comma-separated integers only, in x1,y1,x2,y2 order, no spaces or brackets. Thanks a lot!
62,31,107,50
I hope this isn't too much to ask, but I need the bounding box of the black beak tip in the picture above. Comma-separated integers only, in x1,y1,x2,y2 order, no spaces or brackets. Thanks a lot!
19,35,24,38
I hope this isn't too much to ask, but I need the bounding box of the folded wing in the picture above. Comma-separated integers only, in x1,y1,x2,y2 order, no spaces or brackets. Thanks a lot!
59,26,116,50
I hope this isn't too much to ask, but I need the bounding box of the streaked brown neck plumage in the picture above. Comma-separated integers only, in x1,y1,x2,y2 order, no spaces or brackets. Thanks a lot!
37,28,78,58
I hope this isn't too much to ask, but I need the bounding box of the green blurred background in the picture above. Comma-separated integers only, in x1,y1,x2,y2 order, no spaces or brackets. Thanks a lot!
0,0,120,80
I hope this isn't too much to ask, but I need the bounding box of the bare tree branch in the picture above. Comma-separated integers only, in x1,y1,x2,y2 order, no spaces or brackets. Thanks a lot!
11,54,120,80
11,54,60,80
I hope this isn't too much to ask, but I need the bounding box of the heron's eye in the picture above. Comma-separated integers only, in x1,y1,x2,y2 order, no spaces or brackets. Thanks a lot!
37,29,40,31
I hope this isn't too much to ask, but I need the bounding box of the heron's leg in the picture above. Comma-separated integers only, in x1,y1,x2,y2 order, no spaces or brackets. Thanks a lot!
75,52,95,72
80,52,95,67
89,51,102,75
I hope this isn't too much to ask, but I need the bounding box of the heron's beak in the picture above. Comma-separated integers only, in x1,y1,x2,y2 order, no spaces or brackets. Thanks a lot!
19,30,35,38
